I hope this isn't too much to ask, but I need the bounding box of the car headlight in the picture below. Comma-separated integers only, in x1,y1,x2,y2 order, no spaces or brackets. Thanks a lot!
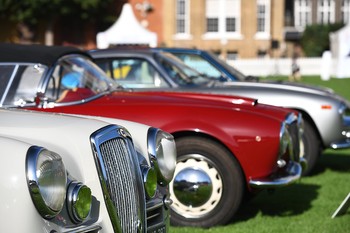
148,128,177,186
279,122,293,166
141,166,157,199
67,181,92,222
339,102,350,126
26,146,67,219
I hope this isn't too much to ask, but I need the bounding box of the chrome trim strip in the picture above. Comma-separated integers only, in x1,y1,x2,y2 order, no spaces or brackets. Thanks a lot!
0,64,18,106
65,225,102,233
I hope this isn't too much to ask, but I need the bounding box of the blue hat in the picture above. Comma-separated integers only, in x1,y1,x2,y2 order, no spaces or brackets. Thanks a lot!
62,71,81,89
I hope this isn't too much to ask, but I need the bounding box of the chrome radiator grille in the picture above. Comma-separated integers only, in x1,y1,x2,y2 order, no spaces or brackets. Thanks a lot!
287,120,300,161
91,125,146,233
285,113,302,162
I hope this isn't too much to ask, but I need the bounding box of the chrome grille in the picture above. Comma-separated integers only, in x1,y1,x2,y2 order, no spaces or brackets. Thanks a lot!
285,113,302,162
90,125,146,233
287,120,300,161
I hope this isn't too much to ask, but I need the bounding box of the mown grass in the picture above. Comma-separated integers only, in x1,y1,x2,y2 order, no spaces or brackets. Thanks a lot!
170,75,350,233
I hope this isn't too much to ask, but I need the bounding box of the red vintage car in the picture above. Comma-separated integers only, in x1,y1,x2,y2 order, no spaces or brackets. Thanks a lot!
0,43,306,228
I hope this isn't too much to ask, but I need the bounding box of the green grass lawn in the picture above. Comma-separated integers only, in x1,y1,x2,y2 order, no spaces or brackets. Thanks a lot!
170,76,350,233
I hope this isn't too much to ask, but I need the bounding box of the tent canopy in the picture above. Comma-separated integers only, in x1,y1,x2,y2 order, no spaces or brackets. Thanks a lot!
97,3,157,49
329,24,350,78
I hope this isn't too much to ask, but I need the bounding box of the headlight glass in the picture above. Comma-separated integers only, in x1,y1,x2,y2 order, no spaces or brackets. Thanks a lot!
148,128,177,186
67,181,92,222
279,122,292,158
142,166,157,199
26,146,67,218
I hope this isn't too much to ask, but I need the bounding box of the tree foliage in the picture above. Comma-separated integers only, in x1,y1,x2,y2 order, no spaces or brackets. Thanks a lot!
0,0,119,24
301,23,344,57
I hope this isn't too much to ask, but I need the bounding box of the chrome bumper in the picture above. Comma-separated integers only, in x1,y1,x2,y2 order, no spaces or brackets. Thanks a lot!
330,139,350,149
249,160,304,189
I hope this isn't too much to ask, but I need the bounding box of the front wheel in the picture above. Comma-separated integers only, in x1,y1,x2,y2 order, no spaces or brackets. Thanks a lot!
169,137,244,228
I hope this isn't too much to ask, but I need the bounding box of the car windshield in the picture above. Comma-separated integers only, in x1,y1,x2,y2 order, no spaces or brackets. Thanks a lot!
154,52,213,86
204,51,246,81
0,55,118,107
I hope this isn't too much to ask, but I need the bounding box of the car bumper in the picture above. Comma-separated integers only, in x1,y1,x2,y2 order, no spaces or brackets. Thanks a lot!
248,160,305,189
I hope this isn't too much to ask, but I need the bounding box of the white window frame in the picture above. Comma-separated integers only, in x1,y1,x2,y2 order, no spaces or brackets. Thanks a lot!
317,0,335,24
174,0,192,40
342,0,350,24
254,0,271,40
294,0,312,29
202,0,243,40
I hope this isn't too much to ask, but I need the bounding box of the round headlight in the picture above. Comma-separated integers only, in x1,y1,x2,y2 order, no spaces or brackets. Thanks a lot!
142,166,157,199
67,181,92,222
26,146,67,219
148,128,177,186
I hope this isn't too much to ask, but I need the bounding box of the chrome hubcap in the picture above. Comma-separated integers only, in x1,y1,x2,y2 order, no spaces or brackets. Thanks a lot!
169,155,223,218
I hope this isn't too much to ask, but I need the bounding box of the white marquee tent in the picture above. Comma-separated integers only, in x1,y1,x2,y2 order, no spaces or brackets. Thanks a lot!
96,3,157,49
329,24,350,78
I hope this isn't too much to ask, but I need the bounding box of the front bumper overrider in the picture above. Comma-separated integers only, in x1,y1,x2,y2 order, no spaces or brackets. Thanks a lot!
248,158,307,189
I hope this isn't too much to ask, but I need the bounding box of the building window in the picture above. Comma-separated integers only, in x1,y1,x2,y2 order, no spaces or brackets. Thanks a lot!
205,0,241,35
342,0,350,24
317,0,335,24
294,0,312,28
255,0,270,39
176,0,190,34
207,18,219,32
257,50,267,58
256,0,270,33
227,51,239,60
226,18,236,32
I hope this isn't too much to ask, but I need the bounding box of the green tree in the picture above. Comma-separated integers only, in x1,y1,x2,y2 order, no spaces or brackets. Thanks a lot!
301,23,344,57
0,0,122,45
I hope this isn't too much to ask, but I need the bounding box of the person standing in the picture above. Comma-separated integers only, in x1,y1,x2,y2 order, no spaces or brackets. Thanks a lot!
289,45,301,81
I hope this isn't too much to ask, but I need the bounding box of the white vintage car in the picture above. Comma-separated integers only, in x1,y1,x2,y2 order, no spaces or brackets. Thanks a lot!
0,108,176,233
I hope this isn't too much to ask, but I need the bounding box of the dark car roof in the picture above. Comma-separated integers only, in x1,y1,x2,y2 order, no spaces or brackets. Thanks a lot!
0,43,89,66
89,47,157,57
155,47,201,54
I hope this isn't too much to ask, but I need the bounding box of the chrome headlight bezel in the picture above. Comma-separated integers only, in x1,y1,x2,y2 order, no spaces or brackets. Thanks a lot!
339,102,350,126
147,128,177,186
67,181,92,223
26,146,67,219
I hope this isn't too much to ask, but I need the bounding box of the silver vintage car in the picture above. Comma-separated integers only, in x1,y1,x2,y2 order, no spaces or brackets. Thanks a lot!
90,47,350,175
0,108,176,233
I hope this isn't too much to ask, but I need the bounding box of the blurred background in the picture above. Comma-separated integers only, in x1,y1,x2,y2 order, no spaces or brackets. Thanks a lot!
1,0,349,78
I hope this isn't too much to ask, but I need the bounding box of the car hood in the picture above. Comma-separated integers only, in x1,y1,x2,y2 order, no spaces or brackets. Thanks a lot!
219,80,335,96
95,90,294,121
200,79,350,105
101,90,257,107
0,109,114,179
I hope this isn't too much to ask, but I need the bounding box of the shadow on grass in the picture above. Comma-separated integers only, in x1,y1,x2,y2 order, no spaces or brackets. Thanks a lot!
309,149,350,176
231,182,320,224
